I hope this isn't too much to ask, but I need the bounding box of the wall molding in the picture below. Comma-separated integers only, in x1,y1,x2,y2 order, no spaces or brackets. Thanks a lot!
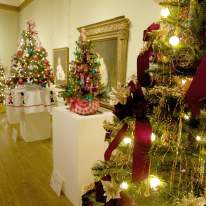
0,3,19,11
0,0,33,12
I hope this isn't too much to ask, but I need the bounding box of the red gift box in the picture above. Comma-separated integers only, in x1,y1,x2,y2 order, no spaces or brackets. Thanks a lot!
68,97,100,115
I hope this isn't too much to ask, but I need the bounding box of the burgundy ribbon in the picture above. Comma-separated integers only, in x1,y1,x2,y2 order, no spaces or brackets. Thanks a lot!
104,120,152,182
137,23,160,87
104,123,129,161
185,54,206,117
133,120,152,182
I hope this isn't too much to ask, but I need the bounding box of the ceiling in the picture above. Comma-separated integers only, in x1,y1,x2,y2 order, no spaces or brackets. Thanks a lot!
0,0,24,6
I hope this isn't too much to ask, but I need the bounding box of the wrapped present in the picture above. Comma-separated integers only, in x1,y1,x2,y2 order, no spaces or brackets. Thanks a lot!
68,97,100,115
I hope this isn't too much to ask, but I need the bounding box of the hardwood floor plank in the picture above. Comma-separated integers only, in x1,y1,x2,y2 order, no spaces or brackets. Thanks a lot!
0,114,73,206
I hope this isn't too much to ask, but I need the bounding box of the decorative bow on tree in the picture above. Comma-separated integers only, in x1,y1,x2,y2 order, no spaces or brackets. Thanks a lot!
137,23,160,87
104,81,152,182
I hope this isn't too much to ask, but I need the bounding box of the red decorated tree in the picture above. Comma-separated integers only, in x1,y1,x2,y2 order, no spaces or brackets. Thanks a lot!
7,20,54,88
82,0,206,205
64,28,104,115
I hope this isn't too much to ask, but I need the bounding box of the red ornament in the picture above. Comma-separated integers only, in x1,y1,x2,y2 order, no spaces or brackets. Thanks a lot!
40,47,46,52
18,78,24,85
44,59,49,67
16,50,23,58
32,55,38,61
86,76,90,83
92,85,99,92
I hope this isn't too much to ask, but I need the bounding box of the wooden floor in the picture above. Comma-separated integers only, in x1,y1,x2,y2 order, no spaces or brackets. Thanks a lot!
0,115,73,206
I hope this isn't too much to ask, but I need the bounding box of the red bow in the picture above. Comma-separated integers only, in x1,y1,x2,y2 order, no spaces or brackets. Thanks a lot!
137,23,160,87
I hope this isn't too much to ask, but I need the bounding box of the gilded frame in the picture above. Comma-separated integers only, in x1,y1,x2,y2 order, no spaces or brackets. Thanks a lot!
78,16,130,109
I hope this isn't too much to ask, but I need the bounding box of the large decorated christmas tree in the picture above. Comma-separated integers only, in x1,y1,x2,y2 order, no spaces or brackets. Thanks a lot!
7,20,54,88
0,63,5,104
82,0,206,205
64,29,103,115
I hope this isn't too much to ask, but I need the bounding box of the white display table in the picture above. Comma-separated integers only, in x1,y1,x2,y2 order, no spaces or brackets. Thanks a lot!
19,112,51,142
6,86,55,142
52,106,113,206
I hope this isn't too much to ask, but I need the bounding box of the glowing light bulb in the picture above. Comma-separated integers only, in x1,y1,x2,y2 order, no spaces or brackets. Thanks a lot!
161,8,170,18
169,36,180,47
182,79,186,85
196,135,201,141
150,176,161,190
151,133,156,142
120,182,129,190
123,137,132,145
183,114,190,120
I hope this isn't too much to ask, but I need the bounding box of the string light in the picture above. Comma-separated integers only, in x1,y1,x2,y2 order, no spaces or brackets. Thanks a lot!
123,137,132,145
196,135,201,141
161,8,170,18
120,182,129,190
169,36,180,47
149,176,161,190
181,79,186,85
151,133,156,142
183,114,190,120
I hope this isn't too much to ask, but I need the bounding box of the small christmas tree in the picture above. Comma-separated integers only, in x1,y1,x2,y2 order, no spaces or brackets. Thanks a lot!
0,63,5,103
7,20,54,88
64,28,103,115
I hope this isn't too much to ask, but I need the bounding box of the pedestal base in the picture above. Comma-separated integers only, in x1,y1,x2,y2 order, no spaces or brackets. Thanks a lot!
52,106,113,206
20,112,51,142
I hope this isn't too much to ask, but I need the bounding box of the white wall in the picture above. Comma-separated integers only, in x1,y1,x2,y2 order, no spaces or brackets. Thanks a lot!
19,0,160,79
19,0,70,63
69,0,160,78
0,9,19,73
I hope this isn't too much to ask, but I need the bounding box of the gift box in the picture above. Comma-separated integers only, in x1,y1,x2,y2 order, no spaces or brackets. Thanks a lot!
68,97,100,115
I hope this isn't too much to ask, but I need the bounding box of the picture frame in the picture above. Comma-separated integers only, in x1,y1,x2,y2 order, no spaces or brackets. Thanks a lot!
53,47,69,88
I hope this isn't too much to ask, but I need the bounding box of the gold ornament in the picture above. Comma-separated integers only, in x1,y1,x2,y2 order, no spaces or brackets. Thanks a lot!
172,48,194,68
179,7,189,20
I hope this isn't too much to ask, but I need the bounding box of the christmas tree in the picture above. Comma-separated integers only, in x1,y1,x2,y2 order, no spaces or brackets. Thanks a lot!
82,0,206,205
7,20,54,88
0,63,5,104
64,29,103,115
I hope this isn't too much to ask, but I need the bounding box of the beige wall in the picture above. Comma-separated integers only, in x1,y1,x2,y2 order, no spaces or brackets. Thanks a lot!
0,9,19,73
19,0,160,79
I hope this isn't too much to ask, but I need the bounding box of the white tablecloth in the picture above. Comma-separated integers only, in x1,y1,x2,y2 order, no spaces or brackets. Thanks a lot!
5,86,56,142
6,86,56,124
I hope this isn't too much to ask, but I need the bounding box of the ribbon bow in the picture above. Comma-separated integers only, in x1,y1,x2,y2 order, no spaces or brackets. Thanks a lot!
104,81,152,182
137,23,160,87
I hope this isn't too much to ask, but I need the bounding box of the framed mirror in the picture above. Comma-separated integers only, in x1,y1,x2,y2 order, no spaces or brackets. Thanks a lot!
78,16,130,109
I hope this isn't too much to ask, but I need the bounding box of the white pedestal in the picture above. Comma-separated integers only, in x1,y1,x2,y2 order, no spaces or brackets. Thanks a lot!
20,112,51,142
52,106,113,206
